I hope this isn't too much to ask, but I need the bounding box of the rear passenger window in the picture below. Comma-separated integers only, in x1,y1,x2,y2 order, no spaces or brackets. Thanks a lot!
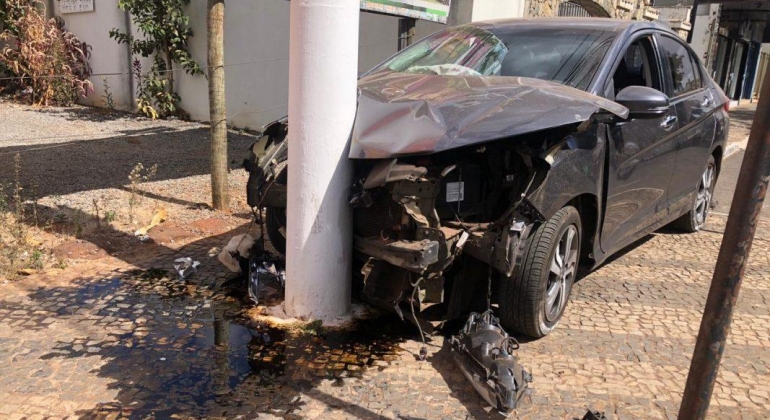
658,36,701,97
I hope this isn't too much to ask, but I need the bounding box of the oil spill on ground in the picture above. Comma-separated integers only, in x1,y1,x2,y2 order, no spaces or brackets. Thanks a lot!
24,268,415,419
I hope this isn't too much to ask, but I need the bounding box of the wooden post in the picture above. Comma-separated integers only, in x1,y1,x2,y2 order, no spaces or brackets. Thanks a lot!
678,61,770,420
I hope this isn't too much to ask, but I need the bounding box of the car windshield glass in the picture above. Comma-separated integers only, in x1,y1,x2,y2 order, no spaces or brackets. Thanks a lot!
375,26,509,77
373,25,613,91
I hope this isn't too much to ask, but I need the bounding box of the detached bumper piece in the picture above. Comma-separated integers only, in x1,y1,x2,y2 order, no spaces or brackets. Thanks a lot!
246,239,285,306
450,311,531,415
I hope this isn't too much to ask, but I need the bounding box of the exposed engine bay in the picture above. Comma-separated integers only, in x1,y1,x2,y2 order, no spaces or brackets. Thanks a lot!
347,141,545,322
242,118,579,329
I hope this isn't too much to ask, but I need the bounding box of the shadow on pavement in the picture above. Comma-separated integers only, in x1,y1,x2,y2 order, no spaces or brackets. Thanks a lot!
0,124,254,201
34,106,137,124
426,340,505,420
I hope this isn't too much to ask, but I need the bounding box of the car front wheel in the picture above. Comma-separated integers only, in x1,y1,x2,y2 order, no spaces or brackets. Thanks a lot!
499,206,581,338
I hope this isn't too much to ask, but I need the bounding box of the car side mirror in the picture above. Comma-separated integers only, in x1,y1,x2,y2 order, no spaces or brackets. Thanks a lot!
615,86,670,119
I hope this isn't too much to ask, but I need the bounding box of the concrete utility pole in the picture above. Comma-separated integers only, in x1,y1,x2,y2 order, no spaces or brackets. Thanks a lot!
285,0,359,319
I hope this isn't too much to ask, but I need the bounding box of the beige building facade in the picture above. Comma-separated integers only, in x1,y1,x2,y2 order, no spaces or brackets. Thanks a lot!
527,0,664,25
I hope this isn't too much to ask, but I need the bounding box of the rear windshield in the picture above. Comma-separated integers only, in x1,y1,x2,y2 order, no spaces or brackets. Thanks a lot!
373,25,613,91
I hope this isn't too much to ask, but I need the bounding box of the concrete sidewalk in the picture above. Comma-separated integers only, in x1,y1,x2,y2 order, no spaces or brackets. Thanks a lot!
723,101,756,159
713,101,769,214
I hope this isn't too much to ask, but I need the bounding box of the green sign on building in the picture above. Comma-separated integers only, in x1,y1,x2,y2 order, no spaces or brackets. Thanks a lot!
361,0,451,24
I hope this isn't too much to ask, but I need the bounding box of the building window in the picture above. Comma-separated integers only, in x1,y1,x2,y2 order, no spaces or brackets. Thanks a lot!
558,1,592,17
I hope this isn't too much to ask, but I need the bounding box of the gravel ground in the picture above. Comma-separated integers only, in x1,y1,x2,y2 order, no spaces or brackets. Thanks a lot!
0,100,203,146
0,101,258,275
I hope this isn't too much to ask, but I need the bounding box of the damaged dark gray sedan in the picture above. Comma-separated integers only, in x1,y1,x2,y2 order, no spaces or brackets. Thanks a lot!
245,18,729,340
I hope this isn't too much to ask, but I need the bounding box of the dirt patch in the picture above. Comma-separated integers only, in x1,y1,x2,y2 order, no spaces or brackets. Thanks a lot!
148,224,197,245
189,217,232,235
52,240,109,260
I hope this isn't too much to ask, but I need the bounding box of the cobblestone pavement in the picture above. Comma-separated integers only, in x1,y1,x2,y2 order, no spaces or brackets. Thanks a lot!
0,211,768,420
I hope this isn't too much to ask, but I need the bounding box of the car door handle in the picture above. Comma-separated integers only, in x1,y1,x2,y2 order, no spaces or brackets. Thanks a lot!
701,97,712,107
661,115,677,130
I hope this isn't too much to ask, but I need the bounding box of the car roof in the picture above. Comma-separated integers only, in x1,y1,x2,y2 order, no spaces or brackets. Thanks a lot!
470,17,667,34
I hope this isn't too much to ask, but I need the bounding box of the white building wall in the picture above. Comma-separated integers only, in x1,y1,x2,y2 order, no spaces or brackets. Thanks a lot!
53,1,134,110
689,4,720,67
471,0,526,21
178,0,291,130
53,0,453,130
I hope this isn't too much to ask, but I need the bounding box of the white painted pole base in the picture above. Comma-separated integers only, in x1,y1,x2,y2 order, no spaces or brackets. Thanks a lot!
285,0,359,320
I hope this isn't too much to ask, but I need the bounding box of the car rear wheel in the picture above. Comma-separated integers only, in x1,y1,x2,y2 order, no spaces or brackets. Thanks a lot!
265,207,286,255
499,206,581,338
262,164,288,255
672,156,717,233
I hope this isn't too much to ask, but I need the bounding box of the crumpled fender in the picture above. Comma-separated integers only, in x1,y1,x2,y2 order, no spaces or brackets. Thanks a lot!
349,71,628,159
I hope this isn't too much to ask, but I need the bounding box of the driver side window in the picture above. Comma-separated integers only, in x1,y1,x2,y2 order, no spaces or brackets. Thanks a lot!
607,36,662,100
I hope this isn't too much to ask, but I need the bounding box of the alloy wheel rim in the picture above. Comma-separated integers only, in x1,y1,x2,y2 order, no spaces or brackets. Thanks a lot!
695,163,715,228
546,225,578,323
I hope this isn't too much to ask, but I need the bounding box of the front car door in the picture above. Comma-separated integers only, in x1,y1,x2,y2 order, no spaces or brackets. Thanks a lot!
599,33,679,254
655,34,718,216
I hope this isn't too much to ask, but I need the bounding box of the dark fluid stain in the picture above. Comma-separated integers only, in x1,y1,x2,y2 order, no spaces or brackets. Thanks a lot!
56,269,415,419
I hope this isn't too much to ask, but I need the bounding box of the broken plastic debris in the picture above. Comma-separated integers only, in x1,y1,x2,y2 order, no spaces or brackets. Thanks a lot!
134,207,168,237
248,261,286,306
218,234,255,273
173,257,200,279
582,410,607,420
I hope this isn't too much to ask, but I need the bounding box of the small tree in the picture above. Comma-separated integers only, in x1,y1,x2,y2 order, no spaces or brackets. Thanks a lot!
109,0,202,118
207,0,228,211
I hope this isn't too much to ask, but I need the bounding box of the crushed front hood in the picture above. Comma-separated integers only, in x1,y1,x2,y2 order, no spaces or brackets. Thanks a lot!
350,71,628,159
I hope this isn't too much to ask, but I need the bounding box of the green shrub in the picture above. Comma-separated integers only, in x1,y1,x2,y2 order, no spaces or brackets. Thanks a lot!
110,0,202,118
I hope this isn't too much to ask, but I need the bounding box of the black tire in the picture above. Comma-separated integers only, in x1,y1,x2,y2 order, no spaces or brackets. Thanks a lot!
499,206,581,338
671,156,717,233
264,164,287,255
265,206,286,255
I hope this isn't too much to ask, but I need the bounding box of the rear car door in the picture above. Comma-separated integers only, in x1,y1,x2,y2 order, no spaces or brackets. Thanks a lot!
655,34,718,212
600,34,678,253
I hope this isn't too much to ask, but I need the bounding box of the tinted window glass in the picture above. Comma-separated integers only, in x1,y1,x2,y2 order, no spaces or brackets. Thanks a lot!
496,29,612,90
378,26,509,77
612,38,661,97
373,25,613,91
658,36,700,96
